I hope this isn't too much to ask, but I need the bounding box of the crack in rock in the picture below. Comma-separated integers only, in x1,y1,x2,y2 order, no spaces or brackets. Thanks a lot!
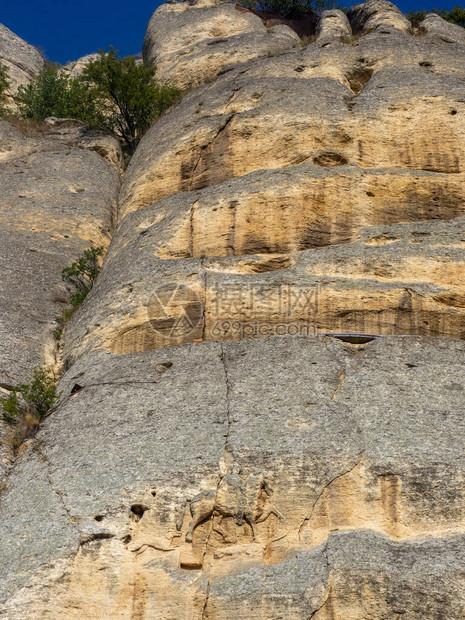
298,453,365,541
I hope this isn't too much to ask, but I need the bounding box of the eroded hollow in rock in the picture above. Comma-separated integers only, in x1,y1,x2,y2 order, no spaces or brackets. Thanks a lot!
239,5,319,38
130,504,149,521
346,66,374,95
313,151,349,167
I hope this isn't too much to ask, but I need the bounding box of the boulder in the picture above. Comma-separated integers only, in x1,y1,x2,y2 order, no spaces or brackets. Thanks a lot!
347,0,411,35
61,53,100,79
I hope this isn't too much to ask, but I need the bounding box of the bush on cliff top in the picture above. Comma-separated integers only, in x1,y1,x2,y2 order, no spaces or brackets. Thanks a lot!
17,68,96,122
408,5,465,28
80,48,181,153
17,48,181,154
239,0,340,18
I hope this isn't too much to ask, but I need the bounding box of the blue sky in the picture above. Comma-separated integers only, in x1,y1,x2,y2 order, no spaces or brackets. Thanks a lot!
1,0,462,64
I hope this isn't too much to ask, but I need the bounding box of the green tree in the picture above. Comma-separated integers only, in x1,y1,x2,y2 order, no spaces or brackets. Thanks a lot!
239,0,337,18
408,5,465,28
0,62,9,115
16,67,96,122
80,47,181,153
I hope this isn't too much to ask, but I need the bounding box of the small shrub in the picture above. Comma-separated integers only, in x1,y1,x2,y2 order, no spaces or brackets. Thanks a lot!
16,67,96,122
62,245,104,307
80,47,182,153
1,389,21,424
0,62,9,115
1,367,58,424
55,246,104,336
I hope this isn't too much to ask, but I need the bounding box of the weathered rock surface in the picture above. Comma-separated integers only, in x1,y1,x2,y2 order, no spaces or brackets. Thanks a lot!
421,11,465,44
347,0,411,35
43,117,123,170
1,2,465,617
143,0,299,89
61,53,100,79
316,10,351,43
0,120,119,479
0,22,43,97
0,121,119,388
123,40,465,213
2,336,465,618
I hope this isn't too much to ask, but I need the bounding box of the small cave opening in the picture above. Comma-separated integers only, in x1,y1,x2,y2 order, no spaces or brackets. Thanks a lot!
326,333,379,344
130,504,149,520
70,383,83,396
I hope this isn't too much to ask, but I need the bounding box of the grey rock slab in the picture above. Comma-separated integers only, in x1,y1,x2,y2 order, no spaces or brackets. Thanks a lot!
0,121,120,386
347,0,411,35
0,22,43,95
1,336,465,614
0,448,79,607
207,530,465,618
421,12,465,45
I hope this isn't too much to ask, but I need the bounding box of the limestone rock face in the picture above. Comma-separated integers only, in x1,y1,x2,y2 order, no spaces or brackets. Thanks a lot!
1,3,465,618
421,11,465,43
316,10,351,43
0,22,43,95
2,337,465,618
61,53,100,79
143,0,299,89
346,0,411,35
43,117,123,170
0,120,119,483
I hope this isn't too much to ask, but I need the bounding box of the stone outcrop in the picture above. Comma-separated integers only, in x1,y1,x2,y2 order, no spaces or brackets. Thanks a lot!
0,120,119,481
347,0,411,35
2,337,465,618
43,117,123,170
0,23,43,97
143,0,300,89
61,53,100,79
1,2,465,618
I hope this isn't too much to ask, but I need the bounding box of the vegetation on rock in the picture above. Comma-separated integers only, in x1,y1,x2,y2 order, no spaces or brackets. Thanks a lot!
239,0,340,18
55,246,104,340
16,68,96,122
0,62,9,115
1,367,58,425
407,5,465,28
16,48,181,154
62,245,104,308
80,48,182,153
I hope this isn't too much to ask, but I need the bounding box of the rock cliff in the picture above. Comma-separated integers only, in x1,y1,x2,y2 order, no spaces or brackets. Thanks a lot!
0,23,43,103
1,1,465,618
